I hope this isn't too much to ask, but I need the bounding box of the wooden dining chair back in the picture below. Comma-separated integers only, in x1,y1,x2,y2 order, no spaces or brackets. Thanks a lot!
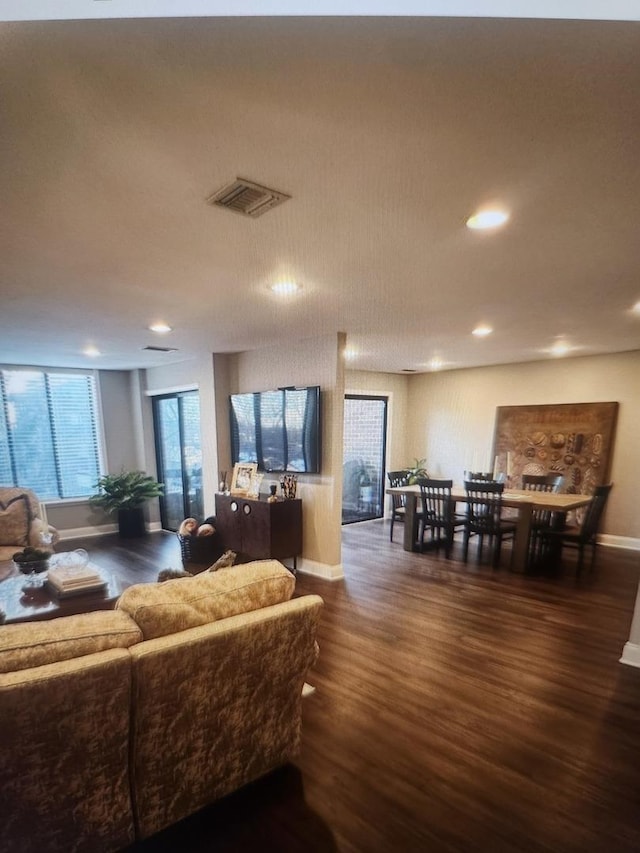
521,473,564,570
521,473,563,492
387,470,410,542
463,480,517,568
465,472,495,482
416,478,465,558
541,483,613,576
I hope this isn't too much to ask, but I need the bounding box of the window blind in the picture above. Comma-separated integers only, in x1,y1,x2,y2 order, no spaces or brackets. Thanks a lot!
0,369,102,500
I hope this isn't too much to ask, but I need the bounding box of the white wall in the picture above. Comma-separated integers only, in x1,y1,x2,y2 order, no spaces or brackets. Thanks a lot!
405,351,640,541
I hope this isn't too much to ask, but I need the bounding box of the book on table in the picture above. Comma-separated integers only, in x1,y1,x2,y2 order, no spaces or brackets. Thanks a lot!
47,562,107,597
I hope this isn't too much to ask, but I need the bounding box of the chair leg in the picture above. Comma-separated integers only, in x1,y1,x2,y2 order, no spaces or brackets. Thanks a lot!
390,514,394,542
493,536,502,569
445,524,453,559
463,529,470,563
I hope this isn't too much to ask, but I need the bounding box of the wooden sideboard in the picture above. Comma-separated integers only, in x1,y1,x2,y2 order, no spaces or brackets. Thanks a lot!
214,493,302,571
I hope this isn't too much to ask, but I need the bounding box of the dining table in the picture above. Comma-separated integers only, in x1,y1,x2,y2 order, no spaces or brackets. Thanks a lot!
386,484,593,573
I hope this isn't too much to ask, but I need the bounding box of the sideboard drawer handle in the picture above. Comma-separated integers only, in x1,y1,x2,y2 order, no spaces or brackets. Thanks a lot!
243,503,251,515
230,501,238,512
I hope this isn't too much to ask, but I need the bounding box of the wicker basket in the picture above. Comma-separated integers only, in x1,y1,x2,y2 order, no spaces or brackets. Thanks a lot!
178,532,223,565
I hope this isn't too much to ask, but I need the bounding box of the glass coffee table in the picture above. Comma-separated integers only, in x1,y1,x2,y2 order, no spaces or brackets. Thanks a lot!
0,562,123,625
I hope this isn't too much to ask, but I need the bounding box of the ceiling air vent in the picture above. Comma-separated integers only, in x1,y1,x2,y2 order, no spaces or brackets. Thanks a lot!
143,346,179,353
206,178,291,218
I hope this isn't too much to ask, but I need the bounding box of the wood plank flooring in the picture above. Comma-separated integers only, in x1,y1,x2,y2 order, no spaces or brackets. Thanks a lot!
54,525,640,851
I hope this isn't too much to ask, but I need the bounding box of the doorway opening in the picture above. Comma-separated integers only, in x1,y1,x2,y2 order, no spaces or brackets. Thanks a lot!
342,394,388,524
152,390,203,531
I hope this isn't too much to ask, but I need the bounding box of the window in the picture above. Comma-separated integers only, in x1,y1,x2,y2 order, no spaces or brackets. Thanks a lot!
0,368,102,500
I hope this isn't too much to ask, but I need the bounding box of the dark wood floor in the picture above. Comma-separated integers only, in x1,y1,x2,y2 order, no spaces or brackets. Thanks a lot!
65,525,640,851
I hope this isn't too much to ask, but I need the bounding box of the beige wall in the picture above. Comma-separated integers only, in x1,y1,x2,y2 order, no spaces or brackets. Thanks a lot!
345,369,410,476
231,334,345,575
405,350,640,540
145,355,219,518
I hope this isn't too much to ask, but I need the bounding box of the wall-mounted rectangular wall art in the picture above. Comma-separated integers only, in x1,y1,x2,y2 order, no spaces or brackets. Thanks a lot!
492,402,618,494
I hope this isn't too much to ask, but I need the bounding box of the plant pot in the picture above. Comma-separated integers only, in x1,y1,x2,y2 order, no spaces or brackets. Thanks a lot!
118,507,146,538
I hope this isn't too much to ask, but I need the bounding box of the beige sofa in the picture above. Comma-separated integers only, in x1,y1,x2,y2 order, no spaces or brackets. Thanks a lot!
0,561,323,853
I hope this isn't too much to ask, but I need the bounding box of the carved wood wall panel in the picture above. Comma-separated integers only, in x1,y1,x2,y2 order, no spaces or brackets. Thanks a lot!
492,402,618,494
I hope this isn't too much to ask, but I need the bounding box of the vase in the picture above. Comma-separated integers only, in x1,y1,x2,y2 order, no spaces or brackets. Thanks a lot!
280,474,298,500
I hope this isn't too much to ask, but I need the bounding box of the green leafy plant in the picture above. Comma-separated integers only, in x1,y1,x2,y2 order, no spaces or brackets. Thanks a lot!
406,458,429,484
89,470,164,514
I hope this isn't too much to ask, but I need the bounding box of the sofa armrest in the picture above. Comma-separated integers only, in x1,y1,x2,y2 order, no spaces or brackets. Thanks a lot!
129,594,323,839
0,650,136,853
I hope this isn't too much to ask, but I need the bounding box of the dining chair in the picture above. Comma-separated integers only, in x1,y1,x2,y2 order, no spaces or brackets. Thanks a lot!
416,478,466,558
521,473,563,492
464,472,495,482
387,470,410,542
462,480,517,568
539,483,613,576
521,473,564,571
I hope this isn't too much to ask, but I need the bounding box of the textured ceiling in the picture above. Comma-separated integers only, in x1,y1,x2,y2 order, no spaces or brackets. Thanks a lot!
0,16,639,373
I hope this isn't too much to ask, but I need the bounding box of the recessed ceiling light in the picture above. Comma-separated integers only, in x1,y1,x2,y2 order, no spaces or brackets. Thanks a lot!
550,340,570,357
428,357,444,371
148,323,173,334
631,301,640,315
472,325,493,337
343,347,358,360
83,346,101,357
270,281,301,296
466,209,510,230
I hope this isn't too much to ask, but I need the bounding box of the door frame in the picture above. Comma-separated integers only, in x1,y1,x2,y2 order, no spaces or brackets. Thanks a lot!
152,389,201,530
342,393,389,524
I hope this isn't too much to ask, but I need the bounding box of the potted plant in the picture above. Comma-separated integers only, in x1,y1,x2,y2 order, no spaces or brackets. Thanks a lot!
90,470,164,538
406,458,429,484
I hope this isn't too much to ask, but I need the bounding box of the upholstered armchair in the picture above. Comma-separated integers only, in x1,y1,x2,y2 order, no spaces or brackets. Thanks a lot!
0,487,60,561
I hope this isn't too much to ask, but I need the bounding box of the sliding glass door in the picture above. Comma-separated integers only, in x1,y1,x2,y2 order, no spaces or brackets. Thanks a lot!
153,391,202,531
342,394,388,524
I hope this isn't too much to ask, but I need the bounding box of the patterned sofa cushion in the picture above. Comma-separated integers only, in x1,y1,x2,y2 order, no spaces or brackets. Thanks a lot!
116,559,295,640
0,610,143,673
0,493,31,547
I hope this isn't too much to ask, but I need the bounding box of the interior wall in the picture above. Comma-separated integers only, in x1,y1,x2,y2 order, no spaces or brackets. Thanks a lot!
212,353,235,490
145,355,219,518
404,350,640,541
230,333,345,575
345,369,410,473
345,369,410,517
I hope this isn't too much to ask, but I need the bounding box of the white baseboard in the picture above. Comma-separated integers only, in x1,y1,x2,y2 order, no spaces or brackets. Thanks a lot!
58,523,163,541
297,557,344,581
620,642,640,669
600,535,640,551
